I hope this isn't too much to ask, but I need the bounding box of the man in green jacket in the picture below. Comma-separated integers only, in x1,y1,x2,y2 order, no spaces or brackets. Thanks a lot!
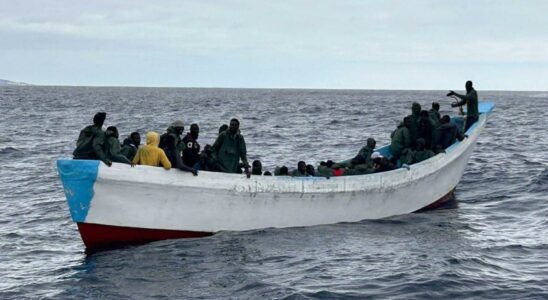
212,118,250,174
121,132,141,161
408,102,422,149
390,116,411,159
160,120,185,155
73,112,111,166
448,80,479,132
412,138,435,164
105,126,133,165
351,137,376,168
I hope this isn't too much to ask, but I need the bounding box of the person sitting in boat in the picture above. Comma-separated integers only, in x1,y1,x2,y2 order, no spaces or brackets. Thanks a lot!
159,120,185,155
306,164,316,176
211,118,250,175
263,171,272,176
121,132,141,161
316,161,331,177
417,110,435,149
104,126,133,165
132,132,171,170
390,116,411,160
194,144,220,171
182,123,201,168
350,137,376,168
251,160,263,175
163,135,198,175
73,112,111,166
408,102,422,149
274,165,289,176
218,124,228,135
447,80,479,132
434,115,466,151
292,161,308,177
412,138,435,164
429,102,441,128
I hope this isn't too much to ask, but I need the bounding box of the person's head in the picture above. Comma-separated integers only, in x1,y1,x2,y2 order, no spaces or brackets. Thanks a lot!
306,164,315,176
130,132,141,145
420,110,430,120
441,115,451,124
373,156,383,169
252,160,262,175
432,102,440,112
171,120,184,135
465,80,473,92
93,112,106,127
146,131,160,147
412,102,422,115
190,123,199,139
297,161,306,173
403,116,412,128
263,171,272,176
219,124,228,134
319,161,326,167
202,144,213,156
106,126,119,138
326,160,334,168
229,119,240,134
416,138,426,150
367,137,376,149
279,166,289,175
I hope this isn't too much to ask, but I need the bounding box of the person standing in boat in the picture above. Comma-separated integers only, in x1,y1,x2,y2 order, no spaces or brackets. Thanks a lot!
211,118,250,175
447,80,479,132
182,124,201,168
408,102,422,149
73,112,111,166
390,116,412,160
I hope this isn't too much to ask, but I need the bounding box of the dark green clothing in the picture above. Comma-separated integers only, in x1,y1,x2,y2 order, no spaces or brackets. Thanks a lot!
453,88,479,119
429,109,440,128
317,166,332,177
390,125,411,158
352,146,374,168
212,131,249,173
73,125,109,163
408,112,421,148
105,136,132,164
412,149,435,164
345,164,373,176
291,170,308,177
121,143,138,161
160,126,185,155
400,148,414,165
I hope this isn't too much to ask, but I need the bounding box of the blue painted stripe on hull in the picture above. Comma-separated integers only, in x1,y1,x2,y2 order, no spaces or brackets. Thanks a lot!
56,159,99,222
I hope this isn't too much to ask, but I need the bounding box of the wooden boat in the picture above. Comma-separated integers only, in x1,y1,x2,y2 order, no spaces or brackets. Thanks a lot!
57,102,494,251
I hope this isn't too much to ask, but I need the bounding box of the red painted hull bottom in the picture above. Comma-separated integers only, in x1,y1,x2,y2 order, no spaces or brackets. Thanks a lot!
77,223,213,253
414,189,456,213
78,190,456,253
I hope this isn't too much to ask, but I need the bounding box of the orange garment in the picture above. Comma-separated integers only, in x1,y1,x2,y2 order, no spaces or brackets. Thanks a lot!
132,132,171,170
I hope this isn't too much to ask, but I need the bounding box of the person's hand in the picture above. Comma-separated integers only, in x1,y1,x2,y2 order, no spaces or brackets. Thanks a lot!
192,169,198,176
244,167,251,178
446,90,455,97
103,159,112,167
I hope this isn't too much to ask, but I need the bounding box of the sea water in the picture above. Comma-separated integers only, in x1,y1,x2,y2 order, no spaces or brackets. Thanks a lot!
0,87,546,299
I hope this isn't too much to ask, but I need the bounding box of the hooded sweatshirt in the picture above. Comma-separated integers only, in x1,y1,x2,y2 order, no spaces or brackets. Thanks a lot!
73,124,109,164
390,123,411,158
132,132,171,169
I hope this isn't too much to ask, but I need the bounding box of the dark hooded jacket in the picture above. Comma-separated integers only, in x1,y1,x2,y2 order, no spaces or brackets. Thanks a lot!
417,118,435,149
105,130,132,164
160,126,185,155
434,121,465,149
212,130,249,173
182,133,200,168
121,137,139,161
73,125,109,164
390,124,411,158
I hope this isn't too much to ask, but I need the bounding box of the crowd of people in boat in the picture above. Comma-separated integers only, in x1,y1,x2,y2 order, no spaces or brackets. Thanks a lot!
72,81,479,178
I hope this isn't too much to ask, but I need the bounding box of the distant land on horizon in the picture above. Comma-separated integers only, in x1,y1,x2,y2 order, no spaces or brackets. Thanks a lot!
0,79,31,86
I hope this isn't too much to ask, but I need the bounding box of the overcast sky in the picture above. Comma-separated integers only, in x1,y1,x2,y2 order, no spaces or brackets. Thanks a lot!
1,0,547,90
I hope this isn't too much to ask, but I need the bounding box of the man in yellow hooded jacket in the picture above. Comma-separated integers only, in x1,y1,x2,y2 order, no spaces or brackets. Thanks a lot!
132,132,171,170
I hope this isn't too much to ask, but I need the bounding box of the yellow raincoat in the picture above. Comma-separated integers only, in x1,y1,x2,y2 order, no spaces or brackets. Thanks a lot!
132,132,171,170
